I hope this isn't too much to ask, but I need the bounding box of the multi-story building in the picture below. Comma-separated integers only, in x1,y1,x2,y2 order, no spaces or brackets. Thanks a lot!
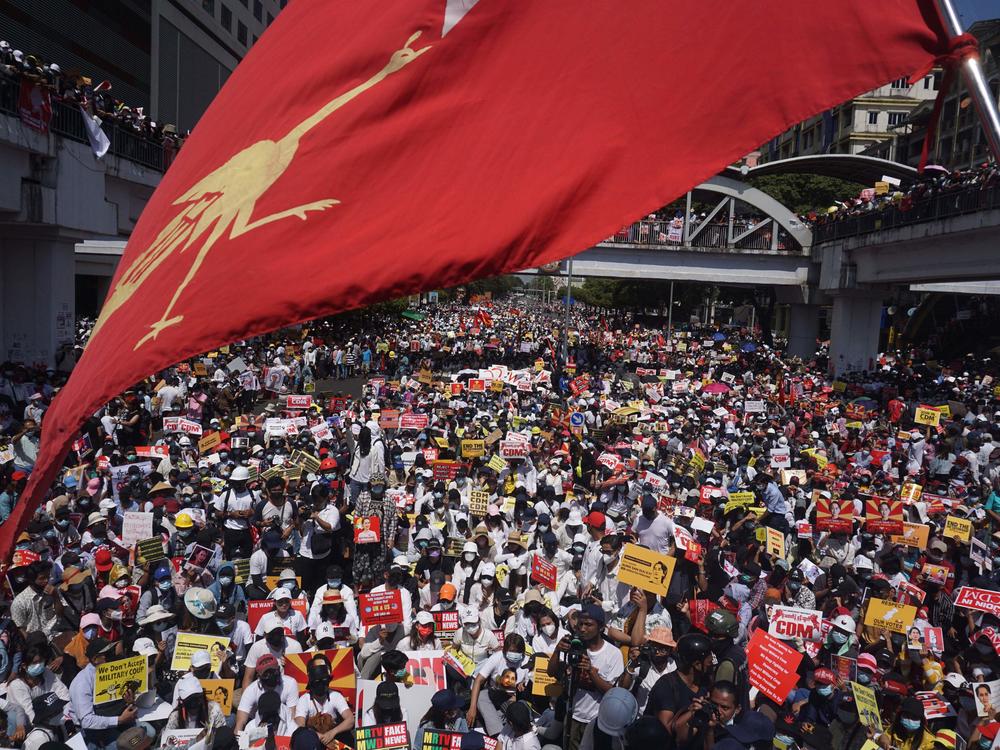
0,0,285,133
759,74,940,163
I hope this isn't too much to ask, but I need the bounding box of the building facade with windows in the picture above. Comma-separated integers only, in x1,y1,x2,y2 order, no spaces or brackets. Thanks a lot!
0,0,284,134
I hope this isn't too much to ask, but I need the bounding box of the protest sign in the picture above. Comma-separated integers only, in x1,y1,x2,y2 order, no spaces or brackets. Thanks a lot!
924,626,944,653
461,439,485,458
433,610,460,638
765,527,785,559
284,648,355,706
767,605,823,641
354,515,382,544
379,409,401,429
863,598,917,634
469,490,490,515
290,449,321,474
889,523,929,550
530,554,558,590
198,431,221,454
851,682,881,729
972,536,992,573
94,655,148,705
121,512,154,551
921,563,949,585
162,417,203,436
815,493,853,532
832,655,856,684
747,629,802,704
864,496,903,534
418,731,499,750
355,723,410,750
399,413,430,430
171,632,230,672
359,590,404,627
499,440,529,459
973,679,1000,717
616,543,675,596
531,656,562,698
954,586,1000,617
286,394,313,410
914,407,942,427
200,678,235,715
401,650,447,690
160,729,202,750
943,515,972,543
136,537,166,564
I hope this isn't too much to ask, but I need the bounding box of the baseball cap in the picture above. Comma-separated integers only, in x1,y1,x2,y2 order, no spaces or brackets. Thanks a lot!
584,511,606,528
813,667,837,685
177,674,203,700
271,587,292,601
190,650,211,668
85,638,114,659
117,727,152,750
315,622,338,644
94,548,114,572
375,681,399,708
439,583,457,601
579,603,606,627
256,654,280,674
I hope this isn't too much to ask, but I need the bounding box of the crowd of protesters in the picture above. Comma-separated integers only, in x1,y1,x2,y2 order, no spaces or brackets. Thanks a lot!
0,40,187,151
0,295,999,750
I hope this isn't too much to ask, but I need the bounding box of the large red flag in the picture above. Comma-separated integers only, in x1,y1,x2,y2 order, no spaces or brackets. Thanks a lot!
3,0,949,557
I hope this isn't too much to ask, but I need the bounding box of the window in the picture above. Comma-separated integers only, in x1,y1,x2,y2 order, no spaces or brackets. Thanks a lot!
203,0,215,14
890,77,908,89
279,0,287,7
923,75,934,90
237,20,248,45
220,4,232,31
252,34,259,45
868,111,878,125
253,0,263,21
267,12,274,25
887,112,906,126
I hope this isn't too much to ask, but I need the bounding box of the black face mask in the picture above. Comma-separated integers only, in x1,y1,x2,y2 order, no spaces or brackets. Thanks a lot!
260,671,281,688
193,666,211,679
183,698,204,716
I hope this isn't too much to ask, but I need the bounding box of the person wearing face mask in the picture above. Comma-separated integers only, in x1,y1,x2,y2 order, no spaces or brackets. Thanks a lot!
407,611,441,651
822,614,857,658
206,562,247,613
536,531,572,577
452,542,482,595
799,667,840,725
207,602,251,674
57,563,97,633
466,633,530,735
361,681,407,727
63,612,105,673
309,589,359,646
171,650,218,705
828,693,870,750
644,632,713,745
530,609,566,656
254,587,308,642
167,512,197,559
555,538,588,610
6,641,70,724
632,495,673,555
783,568,816,609
136,564,178,624
242,690,296,746
244,618,304,689
415,689,468,750
309,565,358,625
452,609,500,667
617,627,676,714
11,562,62,639
415,538,452,583
293,663,355,746
235,654,299,735
357,618,406,680
875,696,933,750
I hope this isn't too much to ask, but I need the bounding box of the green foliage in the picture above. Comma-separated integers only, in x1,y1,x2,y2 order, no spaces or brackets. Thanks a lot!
748,173,864,214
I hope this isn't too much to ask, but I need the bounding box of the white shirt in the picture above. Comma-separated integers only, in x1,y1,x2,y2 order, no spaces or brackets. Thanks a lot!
255,610,308,638
213,488,257,531
244,637,303,669
570,640,624,722
632,513,674,555
294,691,351,723
298,505,341,560
237,675,300,714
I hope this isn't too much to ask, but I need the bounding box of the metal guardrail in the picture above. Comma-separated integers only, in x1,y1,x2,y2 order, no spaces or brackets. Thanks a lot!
813,183,1000,243
598,218,797,252
0,75,165,171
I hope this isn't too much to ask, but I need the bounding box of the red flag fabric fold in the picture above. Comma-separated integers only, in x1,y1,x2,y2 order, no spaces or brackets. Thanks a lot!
2,0,949,558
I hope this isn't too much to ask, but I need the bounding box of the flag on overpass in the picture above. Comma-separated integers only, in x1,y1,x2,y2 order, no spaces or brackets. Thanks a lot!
2,0,951,556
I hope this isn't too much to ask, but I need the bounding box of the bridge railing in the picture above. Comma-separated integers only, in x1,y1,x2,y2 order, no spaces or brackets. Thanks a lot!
599,218,798,252
813,182,1000,243
0,76,166,172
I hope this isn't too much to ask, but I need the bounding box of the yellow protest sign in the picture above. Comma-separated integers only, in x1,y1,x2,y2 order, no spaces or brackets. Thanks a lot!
900,483,922,503
863,598,916,634
616,543,676,596
724,492,755,515
943,515,972,543
469,490,490,516
532,656,562,697
765,528,785,559
198,431,221,454
914,407,941,427
487,455,507,473
889,523,929,550
851,681,881,730
461,440,485,458
193,362,209,377
200,678,235,715
95,655,148,705
171,632,231,672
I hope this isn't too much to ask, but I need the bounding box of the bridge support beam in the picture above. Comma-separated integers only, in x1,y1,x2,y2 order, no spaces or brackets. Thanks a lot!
787,304,820,360
828,290,884,377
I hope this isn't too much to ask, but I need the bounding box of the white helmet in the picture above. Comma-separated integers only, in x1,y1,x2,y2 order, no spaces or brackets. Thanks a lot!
833,614,856,633
597,688,639,736
230,465,250,481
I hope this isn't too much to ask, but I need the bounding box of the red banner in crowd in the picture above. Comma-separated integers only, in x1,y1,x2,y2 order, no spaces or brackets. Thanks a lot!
359,590,404,627
1,0,951,560
747,628,803,704
18,79,52,133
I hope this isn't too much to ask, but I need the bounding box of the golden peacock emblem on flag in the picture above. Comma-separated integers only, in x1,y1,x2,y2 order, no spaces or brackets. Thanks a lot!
89,32,431,350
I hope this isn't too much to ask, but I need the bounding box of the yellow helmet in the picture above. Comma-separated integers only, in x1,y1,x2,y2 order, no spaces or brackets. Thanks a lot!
175,512,194,529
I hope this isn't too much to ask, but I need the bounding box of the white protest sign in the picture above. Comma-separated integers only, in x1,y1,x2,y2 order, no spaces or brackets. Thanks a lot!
122,512,154,550
744,400,766,413
768,605,824,641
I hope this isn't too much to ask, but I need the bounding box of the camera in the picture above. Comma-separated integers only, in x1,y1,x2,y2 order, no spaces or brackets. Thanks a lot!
690,701,719,731
566,635,585,667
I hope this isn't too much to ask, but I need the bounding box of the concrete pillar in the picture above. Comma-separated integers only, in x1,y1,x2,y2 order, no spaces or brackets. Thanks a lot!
787,304,820,359
0,233,76,368
828,292,884,376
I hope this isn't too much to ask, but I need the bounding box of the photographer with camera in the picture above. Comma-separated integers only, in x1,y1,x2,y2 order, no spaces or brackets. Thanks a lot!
645,632,713,749
617,626,676,713
688,681,774,750
546,603,624,750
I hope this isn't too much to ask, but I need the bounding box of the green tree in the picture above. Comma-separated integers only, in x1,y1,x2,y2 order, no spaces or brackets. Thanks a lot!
748,173,864,215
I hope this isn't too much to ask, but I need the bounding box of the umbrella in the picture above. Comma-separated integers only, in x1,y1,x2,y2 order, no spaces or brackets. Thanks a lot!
401,310,425,322
850,396,878,411
740,342,757,353
702,382,730,394
712,332,726,342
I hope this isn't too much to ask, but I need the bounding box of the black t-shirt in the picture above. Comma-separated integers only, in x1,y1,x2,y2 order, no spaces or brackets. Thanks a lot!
645,671,701,717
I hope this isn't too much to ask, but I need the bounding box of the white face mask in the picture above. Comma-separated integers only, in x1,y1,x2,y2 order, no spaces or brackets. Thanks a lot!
542,624,557,637
602,553,617,565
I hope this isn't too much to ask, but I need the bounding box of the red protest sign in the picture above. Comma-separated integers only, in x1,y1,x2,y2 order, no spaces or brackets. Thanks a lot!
433,609,460,636
953,586,1000,617
530,555,558,590
283,648,356,707
286,395,313,410
378,409,401,429
359,590,404,627
399,413,430,430
247,600,274,633
468,379,486,393
432,460,461,481
747,628,803,704
865,496,904,535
